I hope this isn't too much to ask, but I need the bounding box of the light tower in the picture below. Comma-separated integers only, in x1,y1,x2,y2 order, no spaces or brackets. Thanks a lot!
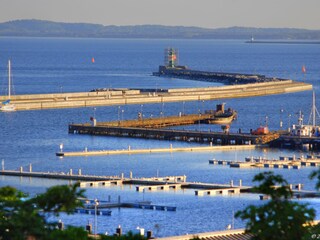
165,48,178,68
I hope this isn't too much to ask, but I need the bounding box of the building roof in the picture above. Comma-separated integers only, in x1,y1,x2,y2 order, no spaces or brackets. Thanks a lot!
157,229,252,240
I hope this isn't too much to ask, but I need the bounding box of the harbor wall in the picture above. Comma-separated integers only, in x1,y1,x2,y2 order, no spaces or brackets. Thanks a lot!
0,81,312,111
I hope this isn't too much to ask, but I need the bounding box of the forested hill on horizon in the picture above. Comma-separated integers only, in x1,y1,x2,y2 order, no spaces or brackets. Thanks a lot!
1,19,320,40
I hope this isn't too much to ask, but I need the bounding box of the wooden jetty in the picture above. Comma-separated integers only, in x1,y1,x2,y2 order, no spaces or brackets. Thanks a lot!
272,135,320,151
68,123,280,145
0,80,312,111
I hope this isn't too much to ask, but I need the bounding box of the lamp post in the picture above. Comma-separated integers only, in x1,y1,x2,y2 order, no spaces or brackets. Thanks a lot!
140,104,143,120
94,199,99,236
121,109,124,122
265,116,268,127
280,109,284,129
202,100,205,114
288,114,292,132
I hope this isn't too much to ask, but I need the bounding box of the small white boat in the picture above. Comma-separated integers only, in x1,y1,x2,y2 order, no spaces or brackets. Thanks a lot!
0,60,16,112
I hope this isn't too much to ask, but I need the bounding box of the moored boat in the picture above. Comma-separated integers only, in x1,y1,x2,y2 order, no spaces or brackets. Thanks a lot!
0,60,16,112
205,103,237,124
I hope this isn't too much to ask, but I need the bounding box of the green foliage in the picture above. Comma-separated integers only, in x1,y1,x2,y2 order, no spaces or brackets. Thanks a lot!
0,183,88,239
49,226,90,240
236,172,316,240
310,167,320,190
251,171,292,199
34,182,86,215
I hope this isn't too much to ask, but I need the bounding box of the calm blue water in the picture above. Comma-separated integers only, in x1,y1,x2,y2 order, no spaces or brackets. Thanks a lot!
0,37,320,237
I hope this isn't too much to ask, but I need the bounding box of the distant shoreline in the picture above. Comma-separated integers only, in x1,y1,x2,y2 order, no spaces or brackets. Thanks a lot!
246,40,320,44
1,19,320,40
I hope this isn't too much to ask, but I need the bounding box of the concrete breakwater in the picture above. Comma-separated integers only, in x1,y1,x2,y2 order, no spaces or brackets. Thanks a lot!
0,80,312,111
154,65,281,84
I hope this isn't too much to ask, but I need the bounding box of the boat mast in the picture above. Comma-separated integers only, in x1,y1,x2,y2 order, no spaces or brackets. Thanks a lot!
8,60,11,100
312,91,316,126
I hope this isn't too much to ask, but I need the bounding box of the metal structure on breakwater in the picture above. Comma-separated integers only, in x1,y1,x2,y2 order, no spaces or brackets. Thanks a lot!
153,48,294,84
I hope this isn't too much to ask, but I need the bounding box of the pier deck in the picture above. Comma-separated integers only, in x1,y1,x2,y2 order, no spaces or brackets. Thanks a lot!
0,80,312,111
1,169,319,198
57,145,258,157
68,124,279,145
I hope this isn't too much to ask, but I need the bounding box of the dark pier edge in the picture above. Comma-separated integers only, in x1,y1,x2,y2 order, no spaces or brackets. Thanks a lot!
153,65,287,85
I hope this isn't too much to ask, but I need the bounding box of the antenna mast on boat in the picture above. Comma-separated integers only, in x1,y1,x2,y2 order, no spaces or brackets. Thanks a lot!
308,91,320,126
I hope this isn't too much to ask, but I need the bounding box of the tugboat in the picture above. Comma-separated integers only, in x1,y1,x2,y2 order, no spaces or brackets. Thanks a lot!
205,103,237,124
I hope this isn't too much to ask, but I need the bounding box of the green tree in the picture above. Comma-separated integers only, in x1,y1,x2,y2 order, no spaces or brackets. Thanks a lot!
310,167,320,190
235,171,315,240
0,183,86,240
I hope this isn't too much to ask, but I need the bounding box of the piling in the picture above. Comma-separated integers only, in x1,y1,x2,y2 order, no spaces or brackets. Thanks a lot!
86,224,92,234
57,220,64,230
147,230,153,239
116,225,122,236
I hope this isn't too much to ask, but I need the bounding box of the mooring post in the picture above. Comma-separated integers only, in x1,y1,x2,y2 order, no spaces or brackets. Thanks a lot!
58,220,64,230
116,225,122,236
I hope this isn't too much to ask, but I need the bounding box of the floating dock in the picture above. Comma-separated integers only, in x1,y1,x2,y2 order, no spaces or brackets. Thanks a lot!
1,169,318,199
209,155,320,169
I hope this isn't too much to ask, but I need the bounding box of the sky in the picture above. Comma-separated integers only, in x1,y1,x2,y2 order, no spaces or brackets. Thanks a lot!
1,0,320,30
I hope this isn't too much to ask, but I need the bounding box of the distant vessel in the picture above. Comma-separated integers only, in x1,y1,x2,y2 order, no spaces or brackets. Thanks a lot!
205,103,237,124
0,60,16,112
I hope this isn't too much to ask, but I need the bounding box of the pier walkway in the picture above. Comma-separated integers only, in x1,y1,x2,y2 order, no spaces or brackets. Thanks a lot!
56,145,257,157
2,169,317,198
0,80,312,111
209,155,320,169
68,124,279,145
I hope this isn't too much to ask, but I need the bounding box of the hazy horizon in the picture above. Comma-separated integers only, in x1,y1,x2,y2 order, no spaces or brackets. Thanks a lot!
1,0,320,30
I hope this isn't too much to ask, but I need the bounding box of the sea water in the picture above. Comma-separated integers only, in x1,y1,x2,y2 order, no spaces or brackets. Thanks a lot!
0,37,320,237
